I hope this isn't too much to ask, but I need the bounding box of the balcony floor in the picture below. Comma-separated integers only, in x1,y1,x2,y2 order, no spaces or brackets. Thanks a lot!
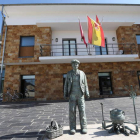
39,54,139,64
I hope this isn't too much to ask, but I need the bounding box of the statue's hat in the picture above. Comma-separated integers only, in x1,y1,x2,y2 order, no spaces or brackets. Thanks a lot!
71,59,80,64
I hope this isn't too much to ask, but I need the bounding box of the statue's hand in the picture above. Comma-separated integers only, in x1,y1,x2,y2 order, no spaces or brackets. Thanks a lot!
86,95,90,99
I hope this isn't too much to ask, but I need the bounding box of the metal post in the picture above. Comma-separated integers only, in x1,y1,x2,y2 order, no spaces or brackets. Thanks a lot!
89,44,91,55
0,5,4,41
86,43,89,55
133,97,137,124
0,26,7,93
130,85,138,124
112,44,114,55
100,103,104,121
123,44,125,54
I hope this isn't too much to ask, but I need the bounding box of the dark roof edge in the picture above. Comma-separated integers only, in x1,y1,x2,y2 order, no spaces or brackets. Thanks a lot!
0,3,140,6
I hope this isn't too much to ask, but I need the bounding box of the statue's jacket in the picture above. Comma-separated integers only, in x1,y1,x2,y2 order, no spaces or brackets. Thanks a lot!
64,70,89,98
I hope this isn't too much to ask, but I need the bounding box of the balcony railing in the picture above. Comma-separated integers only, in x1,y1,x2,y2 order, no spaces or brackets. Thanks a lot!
40,43,137,57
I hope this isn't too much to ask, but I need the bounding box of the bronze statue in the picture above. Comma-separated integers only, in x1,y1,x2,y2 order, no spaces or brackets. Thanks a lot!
64,59,90,134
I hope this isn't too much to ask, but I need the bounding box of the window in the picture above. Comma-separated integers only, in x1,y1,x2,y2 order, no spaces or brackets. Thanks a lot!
95,39,108,55
98,72,113,95
21,75,35,98
136,35,140,44
136,35,140,55
137,71,140,87
1,69,5,93
19,36,35,57
62,39,77,56
0,43,1,53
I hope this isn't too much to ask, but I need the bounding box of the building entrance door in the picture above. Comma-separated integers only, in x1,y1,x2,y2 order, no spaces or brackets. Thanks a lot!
98,73,113,95
21,75,35,98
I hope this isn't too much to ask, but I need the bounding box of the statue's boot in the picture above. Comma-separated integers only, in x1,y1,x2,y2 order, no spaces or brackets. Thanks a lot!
81,128,87,134
116,129,120,134
70,129,76,135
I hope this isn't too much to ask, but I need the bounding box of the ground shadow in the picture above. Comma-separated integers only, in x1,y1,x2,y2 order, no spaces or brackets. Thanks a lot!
89,130,116,138
89,127,137,138
63,129,82,135
0,101,52,109
0,131,43,140
63,129,87,135
63,130,70,134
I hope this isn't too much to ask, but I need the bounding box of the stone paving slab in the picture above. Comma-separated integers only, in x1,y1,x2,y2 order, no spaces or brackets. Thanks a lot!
43,124,140,140
0,96,139,139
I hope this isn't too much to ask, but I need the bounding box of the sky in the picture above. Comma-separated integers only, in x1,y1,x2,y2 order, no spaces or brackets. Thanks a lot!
0,0,140,33
0,0,140,4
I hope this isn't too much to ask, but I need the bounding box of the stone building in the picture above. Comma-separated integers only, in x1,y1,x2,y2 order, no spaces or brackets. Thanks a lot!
0,3,140,101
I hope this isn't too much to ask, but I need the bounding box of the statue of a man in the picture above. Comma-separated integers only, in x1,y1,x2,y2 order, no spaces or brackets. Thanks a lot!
64,59,90,134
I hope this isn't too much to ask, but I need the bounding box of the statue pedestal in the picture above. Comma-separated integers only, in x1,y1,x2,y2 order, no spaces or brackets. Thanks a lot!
42,124,140,140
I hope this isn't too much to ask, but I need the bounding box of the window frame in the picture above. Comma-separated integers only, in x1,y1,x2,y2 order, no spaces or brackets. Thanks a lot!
98,72,113,95
95,39,108,55
1,68,5,93
20,36,35,47
136,35,140,45
19,36,35,58
20,75,35,98
62,38,77,56
137,71,140,88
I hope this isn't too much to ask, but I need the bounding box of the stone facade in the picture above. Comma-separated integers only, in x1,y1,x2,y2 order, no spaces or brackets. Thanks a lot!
1,24,140,101
1,25,51,63
3,62,140,101
116,24,140,55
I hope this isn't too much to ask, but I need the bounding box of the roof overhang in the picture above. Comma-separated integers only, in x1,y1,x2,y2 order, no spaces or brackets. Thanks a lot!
1,4,140,16
0,4,139,31
36,21,134,31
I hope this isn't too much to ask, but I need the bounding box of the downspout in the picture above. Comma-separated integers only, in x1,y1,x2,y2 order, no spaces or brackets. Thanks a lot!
0,5,7,93
0,5,4,41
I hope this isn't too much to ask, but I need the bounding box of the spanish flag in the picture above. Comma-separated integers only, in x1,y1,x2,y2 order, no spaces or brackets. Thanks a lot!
87,16,105,47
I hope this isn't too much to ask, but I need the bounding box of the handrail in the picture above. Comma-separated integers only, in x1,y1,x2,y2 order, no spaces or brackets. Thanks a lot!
40,43,136,46
40,43,137,56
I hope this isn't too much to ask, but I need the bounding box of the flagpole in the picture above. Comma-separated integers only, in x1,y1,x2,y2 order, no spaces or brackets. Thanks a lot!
86,15,90,55
82,16,89,55
78,17,89,55
93,19,100,26
101,16,104,26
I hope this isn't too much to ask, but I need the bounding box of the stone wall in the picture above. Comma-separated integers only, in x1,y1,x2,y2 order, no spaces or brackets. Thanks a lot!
116,24,140,55
3,62,140,101
1,25,51,63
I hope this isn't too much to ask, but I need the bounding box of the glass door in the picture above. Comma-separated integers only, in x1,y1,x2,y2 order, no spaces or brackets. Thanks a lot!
98,73,113,95
63,40,69,56
95,39,108,55
21,75,35,98
63,39,77,56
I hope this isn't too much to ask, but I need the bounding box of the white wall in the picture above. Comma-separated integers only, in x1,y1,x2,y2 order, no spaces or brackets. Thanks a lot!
51,30,118,56
4,5,140,25
2,5,137,56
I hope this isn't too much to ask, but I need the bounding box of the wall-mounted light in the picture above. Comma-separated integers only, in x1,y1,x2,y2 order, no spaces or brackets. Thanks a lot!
55,38,58,42
112,37,115,41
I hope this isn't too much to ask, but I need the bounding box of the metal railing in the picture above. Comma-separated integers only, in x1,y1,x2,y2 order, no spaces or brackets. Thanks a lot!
40,43,137,56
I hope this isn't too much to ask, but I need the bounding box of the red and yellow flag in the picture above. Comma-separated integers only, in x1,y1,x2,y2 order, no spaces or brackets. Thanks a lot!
79,19,87,47
87,16,105,47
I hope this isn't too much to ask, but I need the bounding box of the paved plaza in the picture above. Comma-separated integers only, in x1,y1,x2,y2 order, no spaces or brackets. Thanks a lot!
0,96,140,140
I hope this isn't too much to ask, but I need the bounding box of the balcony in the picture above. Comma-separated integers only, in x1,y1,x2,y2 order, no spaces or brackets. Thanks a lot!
39,43,139,64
